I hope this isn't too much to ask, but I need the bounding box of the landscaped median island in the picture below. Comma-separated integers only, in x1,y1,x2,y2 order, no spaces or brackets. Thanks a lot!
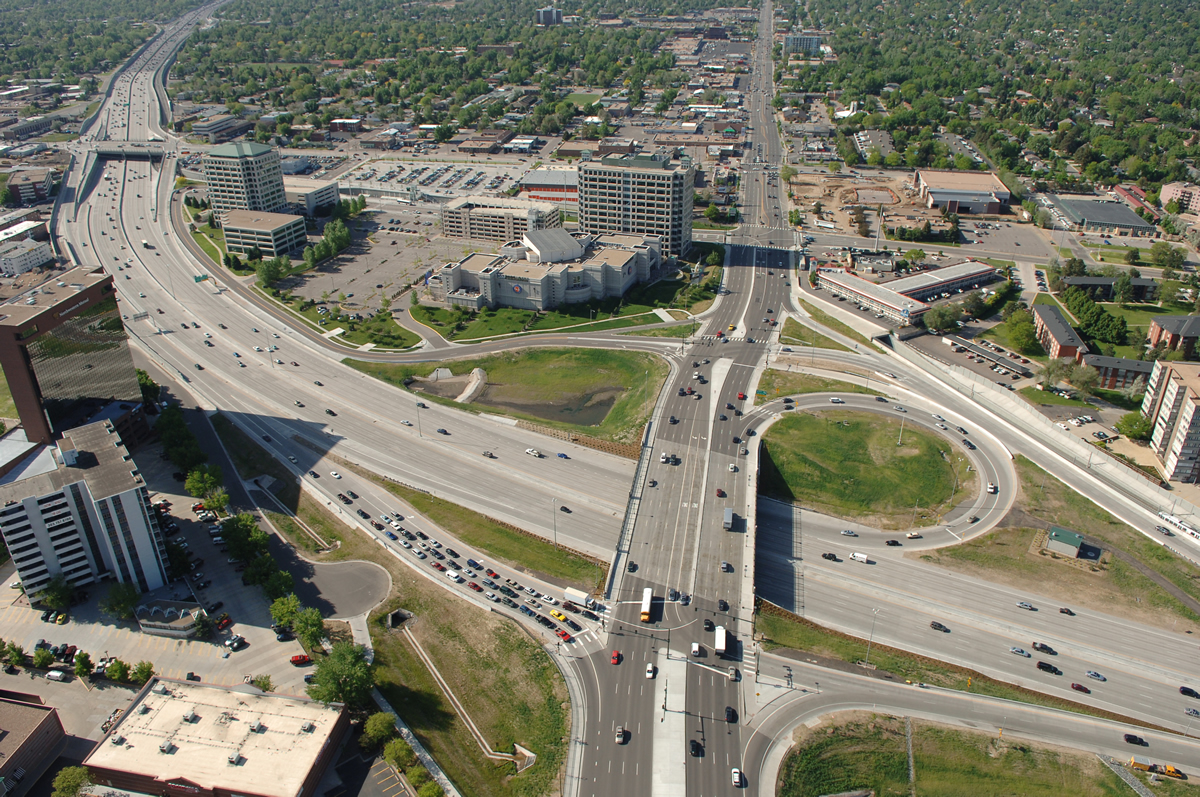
918,455,1200,631
210,415,571,797
759,411,974,529
779,317,849,351
755,371,883,405
345,348,668,443
778,714,1132,797
797,298,875,348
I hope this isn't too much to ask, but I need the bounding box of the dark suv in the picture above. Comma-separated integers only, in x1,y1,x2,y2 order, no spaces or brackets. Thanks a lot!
1036,661,1060,675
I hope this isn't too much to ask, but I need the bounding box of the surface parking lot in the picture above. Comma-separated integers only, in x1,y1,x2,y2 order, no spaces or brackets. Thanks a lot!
340,157,540,201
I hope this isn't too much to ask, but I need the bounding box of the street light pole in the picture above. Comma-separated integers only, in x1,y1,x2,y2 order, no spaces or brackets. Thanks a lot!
552,497,559,549
864,608,881,666
415,405,422,438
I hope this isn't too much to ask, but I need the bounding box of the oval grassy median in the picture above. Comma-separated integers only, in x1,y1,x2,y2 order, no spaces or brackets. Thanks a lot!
759,411,974,529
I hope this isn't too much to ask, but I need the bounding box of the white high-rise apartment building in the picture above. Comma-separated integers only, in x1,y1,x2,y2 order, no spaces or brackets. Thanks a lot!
1141,360,1200,483
201,142,287,215
0,421,168,600
578,153,695,258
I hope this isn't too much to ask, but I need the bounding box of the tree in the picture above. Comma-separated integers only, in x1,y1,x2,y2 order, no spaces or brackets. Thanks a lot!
204,487,230,514
32,648,54,669
294,606,326,650
361,712,398,750
961,291,986,319
1121,376,1147,403
384,738,419,770
923,304,962,332
131,660,155,686
1041,357,1070,388
136,368,161,405
417,782,443,797
1150,241,1186,271
270,593,302,629
0,185,12,207
906,249,926,264
307,642,373,706
41,574,73,611
223,513,270,562
51,767,91,797
99,580,143,620
1116,411,1154,441
1008,312,1041,355
263,569,295,601
6,641,24,666
74,651,93,678
256,256,285,287
106,659,130,682
252,674,274,692
1124,248,1140,265
705,250,721,266
704,203,720,222
243,554,277,587
1062,258,1088,278
1112,272,1134,304
185,464,223,499
1069,364,1099,397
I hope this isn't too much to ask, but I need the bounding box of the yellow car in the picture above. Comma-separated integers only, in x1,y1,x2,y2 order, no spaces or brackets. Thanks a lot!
55,613,68,625
728,324,736,331
550,609,567,622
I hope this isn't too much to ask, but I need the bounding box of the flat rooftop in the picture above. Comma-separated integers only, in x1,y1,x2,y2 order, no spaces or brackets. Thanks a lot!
885,261,996,295
444,195,556,213
1060,199,1151,227
818,269,930,313
0,420,142,501
917,170,1009,194
281,176,339,192
0,696,59,763
85,677,345,797
223,210,303,232
0,265,109,328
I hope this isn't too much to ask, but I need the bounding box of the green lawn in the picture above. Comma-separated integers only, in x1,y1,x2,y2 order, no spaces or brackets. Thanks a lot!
919,455,1200,628
345,348,667,443
0,367,17,420
780,716,1128,797
797,298,874,347
779,317,849,351
1099,302,1182,329
277,297,420,350
191,232,222,265
620,323,693,338
1093,387,1143,411
755,371,882,404
976,323,1047,362
1018,386,1091,407
759,411,973,528
565,93,602,106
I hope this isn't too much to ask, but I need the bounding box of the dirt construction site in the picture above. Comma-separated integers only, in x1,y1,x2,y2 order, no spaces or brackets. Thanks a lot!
784,169,956,235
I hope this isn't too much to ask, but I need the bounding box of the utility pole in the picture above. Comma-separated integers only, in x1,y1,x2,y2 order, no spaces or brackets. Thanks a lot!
864,607,881,666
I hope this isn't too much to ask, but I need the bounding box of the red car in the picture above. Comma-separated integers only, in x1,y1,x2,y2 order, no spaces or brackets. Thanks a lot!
1070,683,1091,694
737,392,746,400
611,650,621,665
557,629,573,643
191,502,205,512
467,582,482,592
716,488,726,498
432,562,446,572
486,569,499,578
290,655,311,666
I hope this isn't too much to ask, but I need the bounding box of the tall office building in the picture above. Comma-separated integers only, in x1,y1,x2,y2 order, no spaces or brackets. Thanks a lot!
536,5,562,24
578,153,695,258
0,267,144,446
0,420,168,601
201,142,287,215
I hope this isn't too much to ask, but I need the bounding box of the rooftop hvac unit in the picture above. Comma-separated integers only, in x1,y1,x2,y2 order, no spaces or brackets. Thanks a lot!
110,735,125,746
249,720,262,733
300,722,314,733
183,710,197,723
227,752,240,765
138,704,149,714
153,683,169,695
158,741,173,754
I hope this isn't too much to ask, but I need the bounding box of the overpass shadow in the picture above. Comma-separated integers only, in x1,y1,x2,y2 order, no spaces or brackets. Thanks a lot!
754,497,803,613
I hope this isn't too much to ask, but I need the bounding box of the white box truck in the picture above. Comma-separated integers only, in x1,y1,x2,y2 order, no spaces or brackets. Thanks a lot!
723,508,734,530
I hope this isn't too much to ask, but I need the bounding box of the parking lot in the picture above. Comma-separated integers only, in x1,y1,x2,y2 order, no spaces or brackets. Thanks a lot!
339,157,540,202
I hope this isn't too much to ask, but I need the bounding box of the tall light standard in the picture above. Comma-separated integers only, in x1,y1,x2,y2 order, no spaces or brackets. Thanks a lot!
415,404,423,438
864,607,881,666
551,497,559,549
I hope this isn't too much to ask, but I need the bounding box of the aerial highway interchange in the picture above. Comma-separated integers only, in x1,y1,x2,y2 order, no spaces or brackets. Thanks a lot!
49,0,1200,793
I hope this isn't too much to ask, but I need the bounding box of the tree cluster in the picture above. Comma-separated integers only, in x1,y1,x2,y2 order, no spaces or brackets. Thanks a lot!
888,214,959,244
1061,285,1128,345
156,404,208,474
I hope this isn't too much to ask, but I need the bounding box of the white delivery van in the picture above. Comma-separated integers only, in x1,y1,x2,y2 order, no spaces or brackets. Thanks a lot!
850,552,869,563
445,570,463,583
45,670,68,681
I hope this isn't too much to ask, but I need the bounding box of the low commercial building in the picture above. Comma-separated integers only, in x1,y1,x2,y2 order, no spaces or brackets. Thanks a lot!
1060,199,1157,237
1141,360,1200,482
283,177,341,217
328,118,362,133
0,116,51,141
1078,354,1154,390
440,196,561,243
190,114,254,144
135,598,209,639
0,238,52,276
0,696,67,796
783,32,823,55
555,138,636,159
1046,527,1083,558
0,421,168,601
813,269,929,327
852,129,894,158
883,260,998,302
914,170,1011,214
84,676,351,797
457,129,514,154
1148,315,1200,358
1160,182,1200,214
429,229,662,312
1032,304,1087,360
1062,276,1158,302
519,168,578,208
221,210,306,257
7,169,53,205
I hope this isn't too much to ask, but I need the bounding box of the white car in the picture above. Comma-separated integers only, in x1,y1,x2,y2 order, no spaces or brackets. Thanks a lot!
331,471,341,479
526,448,542,458
840,529,857,537
1086,670,1106,681
987,483,997,494
646,663,655,679
728,463,737,472
829,397,844,404
1010,647,1030,657
401,420,412,426
731,768,742,787
931,414,945,421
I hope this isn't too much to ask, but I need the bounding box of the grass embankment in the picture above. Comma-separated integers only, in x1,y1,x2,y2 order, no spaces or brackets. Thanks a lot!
754,371,882,404
759,411,973,528
276,296,420,350
346,348,667,443
797,298,874,347
779,715,1130,797
0,368,17,420
210,414,569,797
191,232,222,265
620,323,693,338
1018,386,1091,407
757,607,1158,724
919,455,1200,629
779,317,848,351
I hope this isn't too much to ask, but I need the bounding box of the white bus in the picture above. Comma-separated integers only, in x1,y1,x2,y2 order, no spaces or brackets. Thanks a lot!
640,588,652,623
